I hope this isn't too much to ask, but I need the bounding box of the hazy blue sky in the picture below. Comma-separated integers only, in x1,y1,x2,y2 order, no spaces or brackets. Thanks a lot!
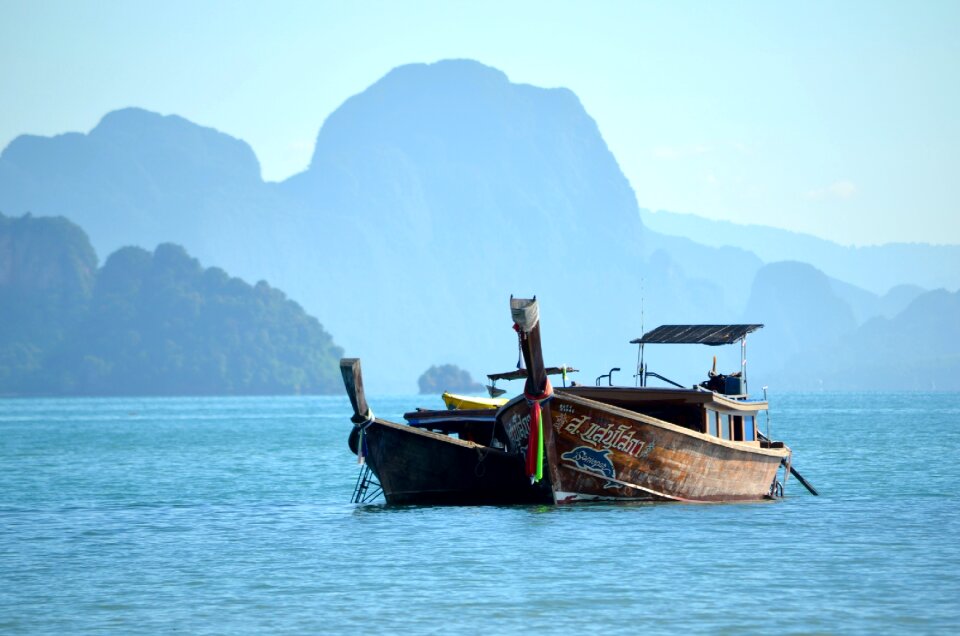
2,0,957,246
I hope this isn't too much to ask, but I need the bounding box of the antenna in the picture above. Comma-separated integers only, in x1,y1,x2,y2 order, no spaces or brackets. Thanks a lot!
762,385,770,440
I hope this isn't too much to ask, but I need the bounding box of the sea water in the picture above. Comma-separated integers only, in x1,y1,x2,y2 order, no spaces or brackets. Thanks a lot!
1,393,958,634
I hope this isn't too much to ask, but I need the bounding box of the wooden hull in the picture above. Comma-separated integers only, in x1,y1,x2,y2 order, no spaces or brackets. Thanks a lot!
355,418,552,505
499,392,789,504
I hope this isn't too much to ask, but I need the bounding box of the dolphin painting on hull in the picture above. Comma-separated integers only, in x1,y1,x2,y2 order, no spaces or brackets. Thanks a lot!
561,446,619,489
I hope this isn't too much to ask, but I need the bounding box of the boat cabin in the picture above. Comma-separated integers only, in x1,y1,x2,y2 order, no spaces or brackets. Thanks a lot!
558,323,770,446
559,384,767,445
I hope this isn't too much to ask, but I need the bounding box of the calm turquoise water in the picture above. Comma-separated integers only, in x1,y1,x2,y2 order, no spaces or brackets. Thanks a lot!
2,393,958,634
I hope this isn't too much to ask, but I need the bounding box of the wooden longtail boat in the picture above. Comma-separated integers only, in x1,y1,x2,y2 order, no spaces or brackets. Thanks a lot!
503,297,799,503
341,358,552,505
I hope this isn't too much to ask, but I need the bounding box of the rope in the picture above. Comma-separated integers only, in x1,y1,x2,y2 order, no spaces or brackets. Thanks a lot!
351,408,375,465
351,407,375,428
524,377,554,404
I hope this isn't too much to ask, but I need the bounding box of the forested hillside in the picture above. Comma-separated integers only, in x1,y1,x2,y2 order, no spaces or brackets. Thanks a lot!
0,213,343,396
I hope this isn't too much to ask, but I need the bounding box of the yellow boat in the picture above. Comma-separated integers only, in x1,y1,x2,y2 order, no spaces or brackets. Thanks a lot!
441,392,507,410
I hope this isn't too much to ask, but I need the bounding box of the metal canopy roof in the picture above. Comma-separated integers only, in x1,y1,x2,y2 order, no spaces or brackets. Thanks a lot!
630,324,763,346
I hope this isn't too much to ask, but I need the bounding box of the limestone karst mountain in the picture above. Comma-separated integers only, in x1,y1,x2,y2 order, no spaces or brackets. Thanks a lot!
2,60,956,392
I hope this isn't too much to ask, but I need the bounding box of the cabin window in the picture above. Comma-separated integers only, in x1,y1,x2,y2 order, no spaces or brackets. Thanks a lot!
707,410,718,437
732,415,744,441
720,413,731,440
744,415,756,441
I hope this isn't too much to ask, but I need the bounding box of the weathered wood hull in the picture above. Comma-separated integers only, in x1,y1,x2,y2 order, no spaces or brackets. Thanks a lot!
355,418,553,505
499,392,789,504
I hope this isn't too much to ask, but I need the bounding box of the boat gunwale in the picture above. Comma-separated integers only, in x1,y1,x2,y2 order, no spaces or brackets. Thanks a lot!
403,410,498,425
367,417,507,453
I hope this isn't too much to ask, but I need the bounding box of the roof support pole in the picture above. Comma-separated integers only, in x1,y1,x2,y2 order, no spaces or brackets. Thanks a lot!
741,336,748,396
636,343,645,387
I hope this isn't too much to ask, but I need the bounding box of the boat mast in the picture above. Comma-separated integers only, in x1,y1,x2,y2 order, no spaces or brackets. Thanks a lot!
636,344,647,388
741,335,748,396
636,279,645,388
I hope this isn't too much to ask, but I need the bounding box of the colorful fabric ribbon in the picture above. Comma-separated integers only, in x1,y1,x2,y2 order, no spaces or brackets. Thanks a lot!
526,400,543,482
524,378,552,484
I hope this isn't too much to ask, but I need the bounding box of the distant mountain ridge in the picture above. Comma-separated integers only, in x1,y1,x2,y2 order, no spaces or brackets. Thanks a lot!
0,109,266,257
1,59,958,392
773,288,960,391
641,208,960,294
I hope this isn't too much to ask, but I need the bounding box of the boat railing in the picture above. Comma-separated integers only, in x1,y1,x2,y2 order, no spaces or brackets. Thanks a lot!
642,370,687,390
595,367,621,386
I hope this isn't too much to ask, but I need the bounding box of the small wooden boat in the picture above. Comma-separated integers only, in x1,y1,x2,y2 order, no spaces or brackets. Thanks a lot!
341,358,552,505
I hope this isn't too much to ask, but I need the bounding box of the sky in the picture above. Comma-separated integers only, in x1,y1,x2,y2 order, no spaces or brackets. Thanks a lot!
1,0,958,246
